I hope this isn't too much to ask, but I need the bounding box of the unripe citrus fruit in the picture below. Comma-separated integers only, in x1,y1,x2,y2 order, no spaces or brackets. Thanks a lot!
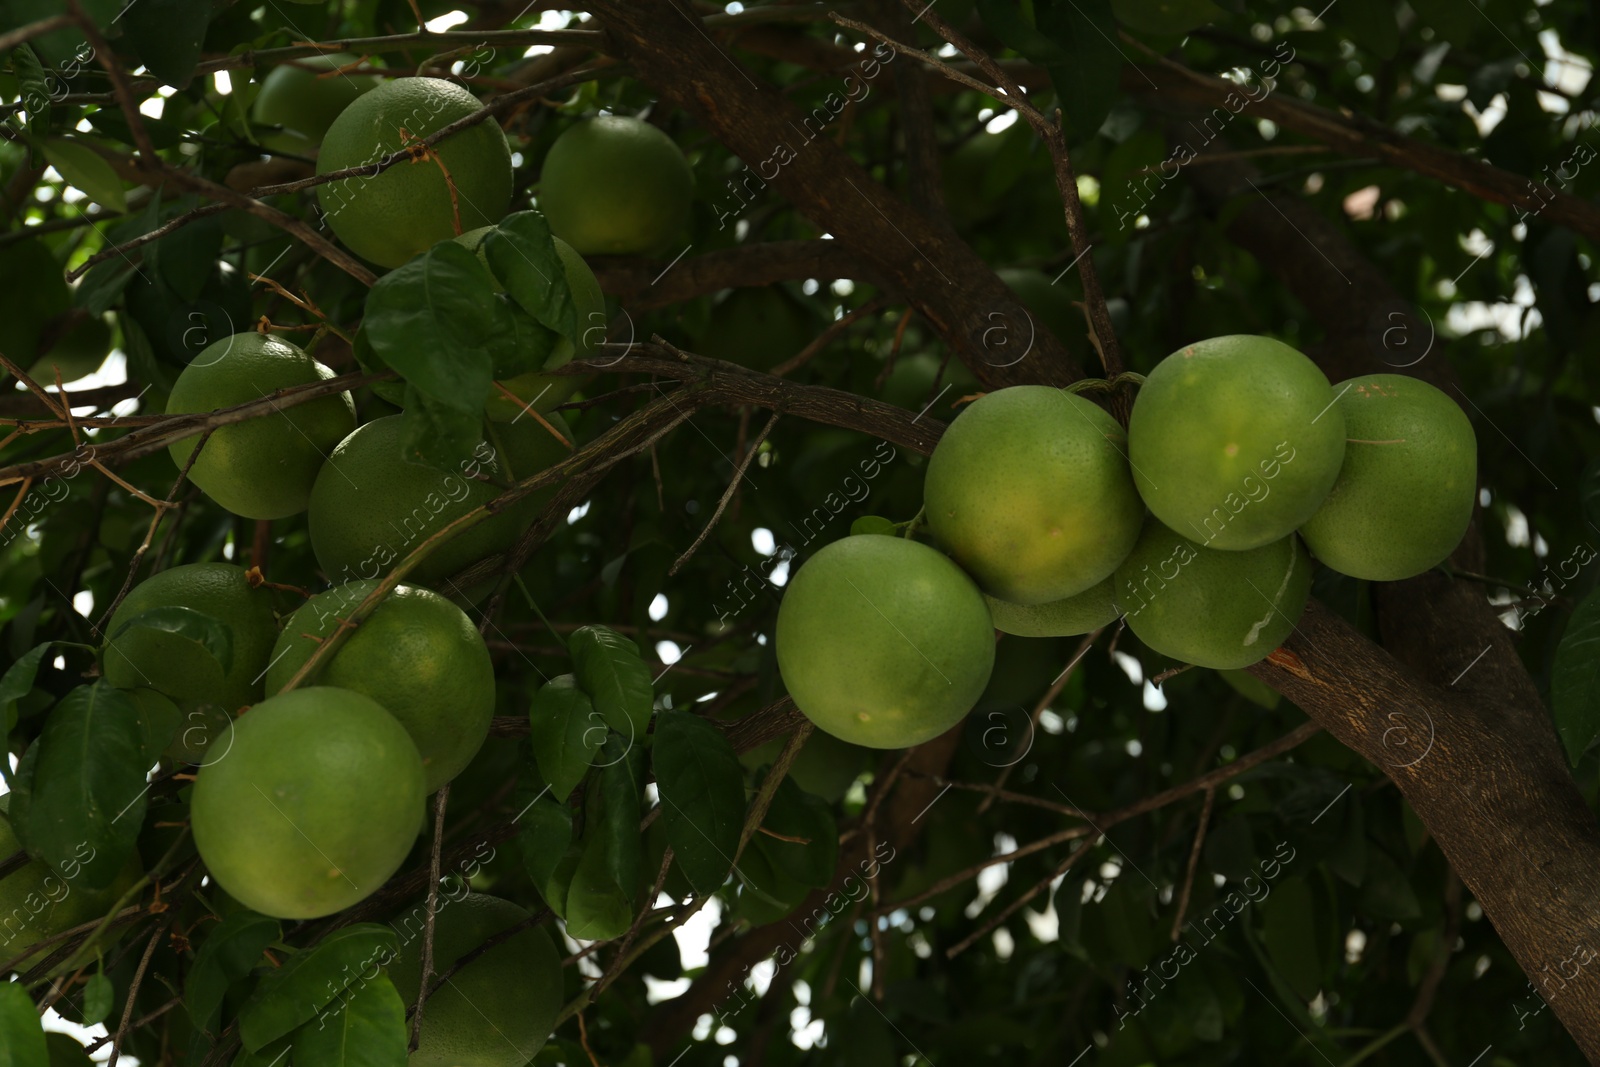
0,801,141,975
454,227,606,418
165,333,356,520
1113,521,1311,669
266,581,494,793
307,416,570,588
252,53,380,157
190,686,424,919
698,286,816,371
1299,374,1477,581
316,77,514,268
390,893,563,1067
537,116,694,255
102,562,280,715
925,386,1144,604
776,535,995,748
1128,335,1345,550
984,575,1120,638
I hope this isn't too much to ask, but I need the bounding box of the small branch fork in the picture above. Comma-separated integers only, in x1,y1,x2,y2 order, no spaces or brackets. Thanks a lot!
830,2,1124,384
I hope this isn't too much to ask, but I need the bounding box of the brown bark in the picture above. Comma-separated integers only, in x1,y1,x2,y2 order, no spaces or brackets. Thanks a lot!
1126,49,1600,246
588,239,878,310
587,0,1085,390
1176,146,1600,1058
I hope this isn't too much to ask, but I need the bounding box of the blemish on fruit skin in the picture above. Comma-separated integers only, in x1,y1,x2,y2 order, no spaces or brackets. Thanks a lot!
1224,443,1239,458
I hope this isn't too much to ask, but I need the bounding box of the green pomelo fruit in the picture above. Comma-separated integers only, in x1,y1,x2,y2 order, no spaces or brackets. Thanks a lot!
1299,374,1477,581
252,53,380,156
454,227,605,418
925,385,1145,604
102,562,280,715
698,286,816,371
390,893,563,1067
307,416,570,588
1113,521,1311,669
775,535,995,748
316,77,513,268
0,801,141,976
1128,335,1345,551
266,581,494,793
165,332,356,520
190,687,424,919
984,575,1120,638
537,115,694,255
996,267,1082,355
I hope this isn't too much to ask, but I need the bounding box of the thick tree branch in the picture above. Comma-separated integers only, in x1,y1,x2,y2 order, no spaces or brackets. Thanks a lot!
1128,47,1600,245
587,0,1084,389
588,240,877,310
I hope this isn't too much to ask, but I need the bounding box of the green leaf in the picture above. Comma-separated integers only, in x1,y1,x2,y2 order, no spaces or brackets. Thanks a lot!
109,605,233,674
396,387,487,471
120,0,210,89
80,973,112,1026
1359,848,1421,922
44,1033,94,1067
1554,591,1600,764
974,0,1068,63
849,516,897,537
42,138,127,213
529,675,605,802
565,741,643,941
1406,0,1479,48
362,241,524,417
155,213,224,302
237,924,398,1053
1581,459,1600,528
1218,667,1279,709
0,980,46,1067
569,625,653,741
186,911,281,1036
229,1036,290,1067
1338,0,1399,59
0,643,51,725
519,795,576,917
1111,0,1224,35
753,777,837,889
481,211,575,348
9,44,50,155
22,683,147,889
1260,878,1322,1000
290,971,407,1067
652,710,746,896
1038,0,1125,139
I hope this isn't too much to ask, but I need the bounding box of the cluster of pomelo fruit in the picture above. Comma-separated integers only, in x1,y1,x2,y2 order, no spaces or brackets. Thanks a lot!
73,73,699,1064
777,335,1477,750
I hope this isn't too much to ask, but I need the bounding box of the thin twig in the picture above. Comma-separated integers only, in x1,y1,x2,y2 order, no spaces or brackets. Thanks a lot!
669,409,780,575
1170,786,1215,941
68,0,158,163
94,428,213,636
978,628,1101,814
945,834,1097,959
769,297,888,378
409,783,450,1052
107,921,169,1067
